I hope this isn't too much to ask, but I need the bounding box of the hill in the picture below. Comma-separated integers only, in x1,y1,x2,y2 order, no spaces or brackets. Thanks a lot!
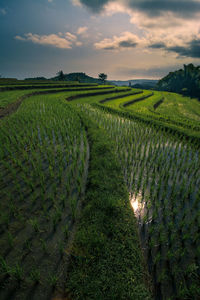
111,79,158,88
156,64,200,99
52,72,103,84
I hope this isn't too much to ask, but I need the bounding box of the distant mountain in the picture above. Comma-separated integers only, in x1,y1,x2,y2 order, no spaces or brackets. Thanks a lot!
111,79,158,88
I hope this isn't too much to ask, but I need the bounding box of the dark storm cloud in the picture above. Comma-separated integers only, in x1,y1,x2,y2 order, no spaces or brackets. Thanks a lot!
118,40,137,47
78,0,109,12
167,39,200,58
149,39,200,58
149,42,166,49
79,0,200,17
128,0,200,17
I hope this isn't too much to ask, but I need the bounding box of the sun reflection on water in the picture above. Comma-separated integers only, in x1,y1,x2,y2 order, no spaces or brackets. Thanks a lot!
131,198,139,212
130,193,146,219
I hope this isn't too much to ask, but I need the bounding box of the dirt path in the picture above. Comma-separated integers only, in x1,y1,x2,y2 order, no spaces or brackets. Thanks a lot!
0,95,28,119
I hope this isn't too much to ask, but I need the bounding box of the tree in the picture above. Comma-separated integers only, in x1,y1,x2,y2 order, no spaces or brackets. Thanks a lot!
98,73,107,85
57,70,65,81
156,64,200,99
75,76,80,83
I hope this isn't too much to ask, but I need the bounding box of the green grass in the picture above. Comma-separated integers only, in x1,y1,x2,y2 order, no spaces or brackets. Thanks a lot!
0,78,95,86
0,94,89,299
0,83,199,300
157,91,200,122
66,111,152,299
123,91,200,133
97,89,200,141
0,85,117,109
103,89,148,109
77,103,200,300
124,91,163,113
0,90,37,108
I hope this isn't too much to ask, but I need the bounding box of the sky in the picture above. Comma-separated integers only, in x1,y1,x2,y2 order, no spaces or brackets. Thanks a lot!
0,0,200,80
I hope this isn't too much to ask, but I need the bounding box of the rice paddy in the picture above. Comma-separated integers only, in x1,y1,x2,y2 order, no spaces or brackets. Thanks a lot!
0,82,199,299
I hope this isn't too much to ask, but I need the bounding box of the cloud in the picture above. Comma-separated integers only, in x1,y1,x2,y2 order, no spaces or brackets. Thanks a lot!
149,37,200,58
15,32,82,49
95,29,200,59
71,0,82,7
169,39,200,58
65,32,77,41
73,0,109,12
72,0,200,59
149,42,166,49
77,26,88,35
72,0,200,17
128,0,200,18
95,31,142,50
0,8,7,15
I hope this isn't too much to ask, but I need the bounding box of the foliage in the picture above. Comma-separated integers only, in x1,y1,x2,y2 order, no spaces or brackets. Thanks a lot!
56,70,65,81
98,73,107,84
79,104,200,300
157,64,200,99
0,81,199,300
66,113,152,299
0,93,88,299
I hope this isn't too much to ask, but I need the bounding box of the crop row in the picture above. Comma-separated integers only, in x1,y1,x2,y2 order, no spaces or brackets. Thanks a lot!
78,104,200,300
0,95,89,299
0,85,117,109
101,90,200,136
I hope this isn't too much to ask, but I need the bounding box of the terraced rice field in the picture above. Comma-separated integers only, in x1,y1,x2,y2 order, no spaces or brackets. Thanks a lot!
0,82,199,300
101,89,200,139
79,104,200,299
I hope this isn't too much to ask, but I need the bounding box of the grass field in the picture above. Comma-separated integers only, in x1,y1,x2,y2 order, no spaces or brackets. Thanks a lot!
0,82,199,300
79,104,200,299
100,89,200,141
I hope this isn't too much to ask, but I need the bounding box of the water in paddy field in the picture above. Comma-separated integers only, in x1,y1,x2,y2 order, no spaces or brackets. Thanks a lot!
79,105,200,300
129,144,200,299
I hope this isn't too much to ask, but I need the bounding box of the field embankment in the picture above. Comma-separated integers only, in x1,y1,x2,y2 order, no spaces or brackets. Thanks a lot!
0,86,118,119
65,111,153,299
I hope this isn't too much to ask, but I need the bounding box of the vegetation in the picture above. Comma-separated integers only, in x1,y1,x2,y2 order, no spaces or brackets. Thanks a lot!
98,73,107,84
66,111,152,299
0,94,89,299
0,80,199,299
52,72,107,84
157,64,200,99
101,89,200,141
78,104,200,299
56,70,65,81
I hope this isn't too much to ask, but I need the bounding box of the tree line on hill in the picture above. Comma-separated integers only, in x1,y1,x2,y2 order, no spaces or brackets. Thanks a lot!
156,64,200,99
55,71,107,84
24,71,108,84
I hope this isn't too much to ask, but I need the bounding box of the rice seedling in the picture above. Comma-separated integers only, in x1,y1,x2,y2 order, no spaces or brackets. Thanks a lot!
78,103,200,299
29,268,41,284
10,263,24,282
48,273,58,288
0,83,199,299
29,218,40,233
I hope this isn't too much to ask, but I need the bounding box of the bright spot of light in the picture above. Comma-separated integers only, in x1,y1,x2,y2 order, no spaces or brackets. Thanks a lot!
131,198,139,212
